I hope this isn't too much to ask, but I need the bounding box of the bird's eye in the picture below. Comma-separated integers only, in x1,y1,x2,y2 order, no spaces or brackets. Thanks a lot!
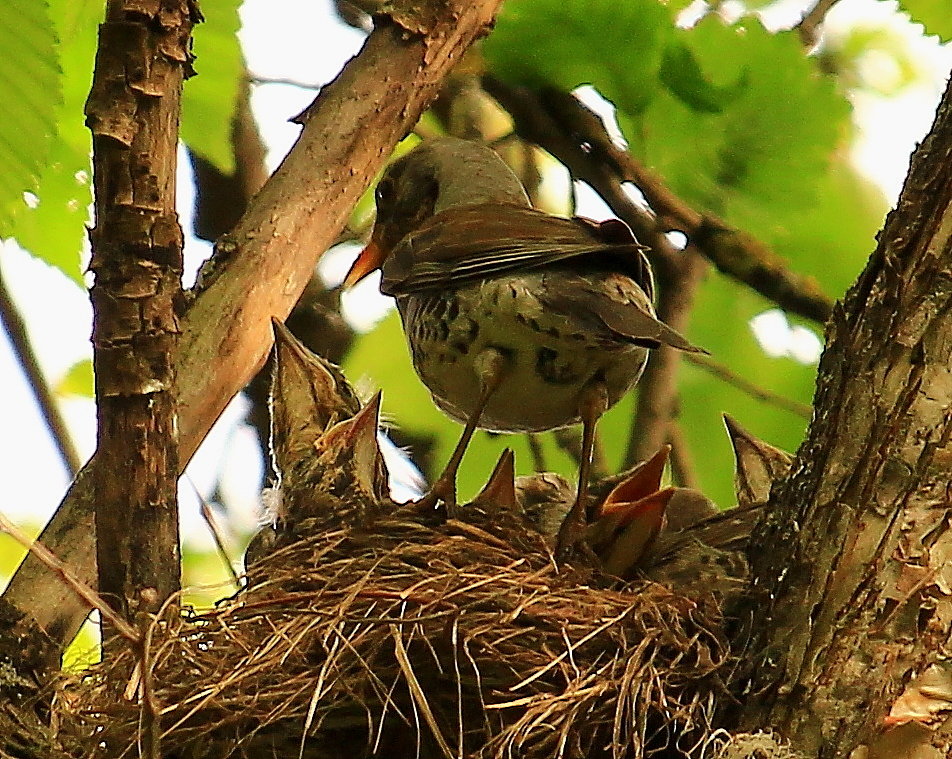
375,179,394,208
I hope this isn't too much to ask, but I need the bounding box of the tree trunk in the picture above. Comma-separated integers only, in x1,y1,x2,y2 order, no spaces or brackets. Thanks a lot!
734,75,952,757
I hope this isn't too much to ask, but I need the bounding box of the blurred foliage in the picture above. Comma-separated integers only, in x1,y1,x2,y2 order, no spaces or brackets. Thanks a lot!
897,0,952,42
56,357,94,398
182,0,244,174
0,0,242,286
0,0,64,271
822,24,924,94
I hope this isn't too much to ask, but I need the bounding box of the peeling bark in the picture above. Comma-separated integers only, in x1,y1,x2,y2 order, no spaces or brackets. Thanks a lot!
0,0,504,661
84,1,197,623
735,77,952,757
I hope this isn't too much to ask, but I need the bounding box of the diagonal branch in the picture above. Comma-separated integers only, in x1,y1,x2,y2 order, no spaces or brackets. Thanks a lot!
0,266,81,477
487,80,834,324
0,0,505,661
797,0,843,49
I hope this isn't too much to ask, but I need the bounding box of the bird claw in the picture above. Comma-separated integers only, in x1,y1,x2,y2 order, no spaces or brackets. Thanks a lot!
554,512,590,562
415,479,459,521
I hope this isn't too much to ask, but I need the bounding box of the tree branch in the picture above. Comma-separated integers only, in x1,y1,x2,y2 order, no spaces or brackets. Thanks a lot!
0,266,81,477
734,74,952,757
487,80,834,324
0,0,504,658
797,0,843,49
85,0,195,624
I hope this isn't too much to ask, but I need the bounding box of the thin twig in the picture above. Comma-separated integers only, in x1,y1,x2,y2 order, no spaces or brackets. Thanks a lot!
487,80,834,324
667,420,699,490
686,353,813,419
137,612,161,759
192,480,241,590
391,624,454,759
0,510,138,642
0,264,82,477
797,0,843,49
247,74,323,90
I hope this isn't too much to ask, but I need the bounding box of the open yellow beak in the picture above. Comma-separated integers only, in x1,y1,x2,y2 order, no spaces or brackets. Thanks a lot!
343,234,386,288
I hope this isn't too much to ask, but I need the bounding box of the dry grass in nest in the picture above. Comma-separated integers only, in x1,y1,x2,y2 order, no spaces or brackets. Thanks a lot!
60,503,731,758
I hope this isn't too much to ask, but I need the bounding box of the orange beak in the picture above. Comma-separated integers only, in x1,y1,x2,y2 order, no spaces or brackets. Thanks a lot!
343,232,387,288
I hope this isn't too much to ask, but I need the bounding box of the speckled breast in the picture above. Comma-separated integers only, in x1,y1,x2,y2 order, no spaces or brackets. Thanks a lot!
395,272,650,433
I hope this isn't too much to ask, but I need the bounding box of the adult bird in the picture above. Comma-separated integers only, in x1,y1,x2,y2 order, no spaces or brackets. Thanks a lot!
344,137,702,554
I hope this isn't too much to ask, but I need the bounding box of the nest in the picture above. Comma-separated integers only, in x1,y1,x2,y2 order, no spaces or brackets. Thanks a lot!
59,500,730,759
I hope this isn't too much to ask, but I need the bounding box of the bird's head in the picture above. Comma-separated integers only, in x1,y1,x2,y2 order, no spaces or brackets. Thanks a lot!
343,137,529,287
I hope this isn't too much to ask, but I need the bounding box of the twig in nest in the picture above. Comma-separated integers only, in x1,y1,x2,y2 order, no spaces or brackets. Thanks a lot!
0,511,137,643
192,480,241,590
687,353,813,419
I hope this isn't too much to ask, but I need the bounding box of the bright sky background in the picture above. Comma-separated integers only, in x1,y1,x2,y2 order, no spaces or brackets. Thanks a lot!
0,0,950,556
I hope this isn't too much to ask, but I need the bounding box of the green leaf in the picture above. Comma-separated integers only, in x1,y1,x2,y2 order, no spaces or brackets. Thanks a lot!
181,0,243,174
10,139,91,285
57,357,94,398
897,0,952,41
658,39,744,113
0,0,62,243
767,154,888,301
485,0,675,115
626,19,851,259
7,0,99,286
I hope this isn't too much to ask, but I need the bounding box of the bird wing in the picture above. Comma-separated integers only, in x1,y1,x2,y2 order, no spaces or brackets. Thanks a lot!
380,204,653,298
537,272,706,353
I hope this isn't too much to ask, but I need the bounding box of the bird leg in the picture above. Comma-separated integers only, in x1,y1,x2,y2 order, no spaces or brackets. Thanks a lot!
415,348,508,518
555,380,610,559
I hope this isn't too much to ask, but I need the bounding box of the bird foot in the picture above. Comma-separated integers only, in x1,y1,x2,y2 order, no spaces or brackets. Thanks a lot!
414,478,459,521
555,511,590,562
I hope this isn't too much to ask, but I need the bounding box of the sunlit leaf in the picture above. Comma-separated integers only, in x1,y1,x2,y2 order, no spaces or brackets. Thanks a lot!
630,19,850,224
7,0,99,285
897,0,952,42
56,357,94,398
182,0,244,174
485,0,674,115
0,0,62,248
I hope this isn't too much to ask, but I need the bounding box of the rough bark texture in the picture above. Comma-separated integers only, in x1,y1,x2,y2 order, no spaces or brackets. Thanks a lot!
83,0,195,624
735,76,952,757
0,0,503,661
